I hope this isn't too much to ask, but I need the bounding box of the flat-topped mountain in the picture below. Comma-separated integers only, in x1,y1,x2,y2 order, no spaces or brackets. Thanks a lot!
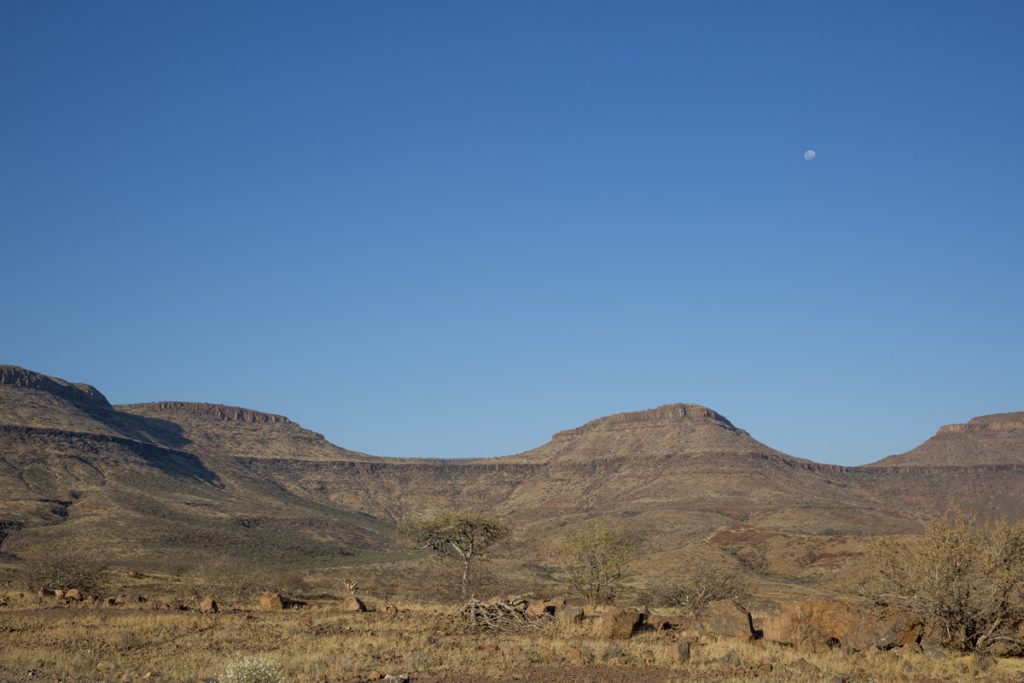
869,412,1024,467
2,364,1023,597
505,403,795,464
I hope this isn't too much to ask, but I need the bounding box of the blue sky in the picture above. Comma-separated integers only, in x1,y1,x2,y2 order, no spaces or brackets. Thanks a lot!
2,1,1022,464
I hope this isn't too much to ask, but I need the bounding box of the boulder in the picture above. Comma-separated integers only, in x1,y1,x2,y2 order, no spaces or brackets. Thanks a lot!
259,592,285,610
597,607,643,640
342,595,367,612
704,599,756,639
198,596,218,613
64,588,82,602
53,589,65,600
559,605,585,624
762,600,862,653
527,601,556,616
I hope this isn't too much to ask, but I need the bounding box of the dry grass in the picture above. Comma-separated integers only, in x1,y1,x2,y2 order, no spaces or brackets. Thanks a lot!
2,589,1023,683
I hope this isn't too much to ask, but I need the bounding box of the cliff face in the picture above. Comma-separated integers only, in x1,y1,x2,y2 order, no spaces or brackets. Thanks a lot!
869,412,1024,467
0,365,112,411
127,402,293,425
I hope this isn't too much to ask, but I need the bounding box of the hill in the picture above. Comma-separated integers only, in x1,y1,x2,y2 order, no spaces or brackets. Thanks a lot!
3,364,1024,601
869,412,1024,467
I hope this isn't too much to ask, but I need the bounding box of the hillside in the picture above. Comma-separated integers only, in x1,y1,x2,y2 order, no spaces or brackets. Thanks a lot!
3,364,1024,600
869,412,1024,467
0,366,390,570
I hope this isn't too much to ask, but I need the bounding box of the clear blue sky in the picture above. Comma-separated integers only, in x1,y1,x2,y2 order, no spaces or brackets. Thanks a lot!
2,2,1022,465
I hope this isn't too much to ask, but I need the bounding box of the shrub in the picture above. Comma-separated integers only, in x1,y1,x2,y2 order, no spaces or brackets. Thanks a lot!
557,519,635,606
649,558,750,614
20,556,106,594
219,655,283,683
871,511,1024,654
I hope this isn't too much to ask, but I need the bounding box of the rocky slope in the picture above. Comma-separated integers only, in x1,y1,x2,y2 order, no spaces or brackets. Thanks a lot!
869,413,1024,467
2,364,1023,596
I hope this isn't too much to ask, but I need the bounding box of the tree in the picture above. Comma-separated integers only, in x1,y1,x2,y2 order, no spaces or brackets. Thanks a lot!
871,511,1024,654
398,511,510,599
557,519,635,607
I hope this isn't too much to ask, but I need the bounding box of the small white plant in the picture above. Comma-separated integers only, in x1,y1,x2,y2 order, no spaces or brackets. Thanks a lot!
219,655,283,683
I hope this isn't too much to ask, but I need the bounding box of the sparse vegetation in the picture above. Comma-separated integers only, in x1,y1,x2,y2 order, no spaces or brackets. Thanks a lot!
20,555,106,594
649,558,750,614
398,511,510,598
219,655,283,683
872,511,1024,655
557,519,635,607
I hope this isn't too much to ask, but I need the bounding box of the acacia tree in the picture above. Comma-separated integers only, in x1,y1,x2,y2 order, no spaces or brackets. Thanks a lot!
871,511,1024,654
558,519,635,607
398,511,510,598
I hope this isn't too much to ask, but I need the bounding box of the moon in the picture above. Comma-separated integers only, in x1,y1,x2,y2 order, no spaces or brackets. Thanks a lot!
803,149,816,161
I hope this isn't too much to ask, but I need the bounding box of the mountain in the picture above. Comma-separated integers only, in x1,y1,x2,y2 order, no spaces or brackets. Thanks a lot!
869,413,1024,467
0,366,390,571
3,364,1024,599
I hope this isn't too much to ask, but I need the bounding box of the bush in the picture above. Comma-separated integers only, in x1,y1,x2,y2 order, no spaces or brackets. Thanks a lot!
871,511,1024,654
648,558,750,614
20,556,106,594
219,655,283,683
557,520,635,606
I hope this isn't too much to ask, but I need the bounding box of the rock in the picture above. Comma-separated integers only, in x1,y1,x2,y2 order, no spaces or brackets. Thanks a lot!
648,614,674,630
762,600,862,652
527,600,556,616
704,599,755,639
674,641,691,663
198,596,218,613
53,589,64,600
104,597,117,607
64,589,82,602
342,595,367,612
559,605,585,624
850,611,923,651
259,592,285,610
597,607,643,640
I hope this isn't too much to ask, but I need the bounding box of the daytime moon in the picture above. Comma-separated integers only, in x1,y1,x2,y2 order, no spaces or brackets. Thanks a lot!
804,149,816,161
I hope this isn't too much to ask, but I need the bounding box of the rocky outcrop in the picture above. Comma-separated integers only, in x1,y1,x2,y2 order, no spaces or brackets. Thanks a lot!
128,402,294,425
704,600,758,639
552,404,744,441
0,365,111,411
597,607,644,639
938,414,1024,434
761,600,923,653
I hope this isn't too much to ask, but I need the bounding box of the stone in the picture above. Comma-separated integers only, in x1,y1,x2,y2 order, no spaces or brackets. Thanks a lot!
527,600,556,616
53,589,64,600
64,589,82,602
342,595,367,612
198,596,218,613
762,600,862,652
674,641,691,663
597,607,643,640
259,592,285,610
704,599,755,639
559,605,585,624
